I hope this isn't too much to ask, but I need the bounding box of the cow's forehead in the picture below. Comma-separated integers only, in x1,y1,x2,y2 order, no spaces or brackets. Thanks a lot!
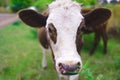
49,0,81,10
47,0,83,30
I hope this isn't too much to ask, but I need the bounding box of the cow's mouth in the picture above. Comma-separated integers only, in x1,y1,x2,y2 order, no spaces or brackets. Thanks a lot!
59,63,80,75
60,70,79,75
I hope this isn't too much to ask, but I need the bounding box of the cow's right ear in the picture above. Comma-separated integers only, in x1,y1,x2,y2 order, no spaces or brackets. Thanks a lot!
18,9,47,28
83,8,111,27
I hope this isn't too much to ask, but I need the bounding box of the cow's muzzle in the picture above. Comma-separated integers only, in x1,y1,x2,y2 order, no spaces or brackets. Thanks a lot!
58,62,81,75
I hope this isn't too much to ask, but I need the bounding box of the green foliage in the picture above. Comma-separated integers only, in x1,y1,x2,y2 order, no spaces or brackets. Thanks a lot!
81,61,94,80
115,58,120,70
12,20,21,26
0,0,6,6
33,0,53,12
10,0,34,12
9,0,98,12
76,0,98,6
33,0,98,12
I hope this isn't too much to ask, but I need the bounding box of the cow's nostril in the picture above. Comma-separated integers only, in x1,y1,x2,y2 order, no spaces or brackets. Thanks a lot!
58,63,66,74
77,62,81,68
77,62,80,66
58,63,64,70
58,63,62,67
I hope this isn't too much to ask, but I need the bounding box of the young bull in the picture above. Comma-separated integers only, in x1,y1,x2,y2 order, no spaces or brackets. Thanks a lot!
18,0,111,80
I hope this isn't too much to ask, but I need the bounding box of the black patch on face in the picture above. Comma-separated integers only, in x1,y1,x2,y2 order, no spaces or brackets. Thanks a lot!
38,27,49,49
48,23,57,44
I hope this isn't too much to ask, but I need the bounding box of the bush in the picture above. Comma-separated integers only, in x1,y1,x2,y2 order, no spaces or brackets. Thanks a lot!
33,0,53,12
0,0,6,7
76,0,98,6
10,0,34,12
33,0,98,12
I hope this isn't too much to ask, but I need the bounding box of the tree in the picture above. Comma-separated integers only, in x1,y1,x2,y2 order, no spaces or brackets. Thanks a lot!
10,0,35,12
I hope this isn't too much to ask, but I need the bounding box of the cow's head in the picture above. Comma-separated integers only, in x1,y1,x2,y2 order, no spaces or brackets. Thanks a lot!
18,0,111,76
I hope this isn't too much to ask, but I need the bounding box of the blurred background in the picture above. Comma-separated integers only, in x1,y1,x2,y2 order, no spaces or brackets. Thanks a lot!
0,0,120,80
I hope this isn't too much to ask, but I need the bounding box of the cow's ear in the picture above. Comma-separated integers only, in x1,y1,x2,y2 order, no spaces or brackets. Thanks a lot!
18,9,47,28
84,8,111,27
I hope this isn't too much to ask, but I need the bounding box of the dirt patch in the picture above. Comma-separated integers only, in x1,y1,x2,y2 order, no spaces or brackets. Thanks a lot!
0,13,18,29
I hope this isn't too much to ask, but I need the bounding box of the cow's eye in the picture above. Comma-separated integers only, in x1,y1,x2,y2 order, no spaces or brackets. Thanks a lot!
48,23,57,44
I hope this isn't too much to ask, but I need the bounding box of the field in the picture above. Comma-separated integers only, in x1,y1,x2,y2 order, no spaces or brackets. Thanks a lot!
0,21,120,80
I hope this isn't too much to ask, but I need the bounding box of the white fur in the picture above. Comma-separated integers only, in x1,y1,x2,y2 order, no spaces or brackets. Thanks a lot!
28,6,36,10
41,47,47,68
69,75,79,80
45,0,83,80
59,74,79,80
59,74,69,80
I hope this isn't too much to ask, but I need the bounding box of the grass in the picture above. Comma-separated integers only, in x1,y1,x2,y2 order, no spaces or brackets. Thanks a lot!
0,21,58,80
0,21,120,80
81,34,120,80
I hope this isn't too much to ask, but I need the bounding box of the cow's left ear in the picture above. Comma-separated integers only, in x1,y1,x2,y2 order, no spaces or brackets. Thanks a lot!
18,9,47,28
84,8,111,27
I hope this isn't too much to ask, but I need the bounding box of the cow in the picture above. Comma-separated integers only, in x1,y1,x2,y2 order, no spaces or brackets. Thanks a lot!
18,0,111,80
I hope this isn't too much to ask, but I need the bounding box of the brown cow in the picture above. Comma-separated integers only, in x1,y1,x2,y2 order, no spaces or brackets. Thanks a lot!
18,0,111,80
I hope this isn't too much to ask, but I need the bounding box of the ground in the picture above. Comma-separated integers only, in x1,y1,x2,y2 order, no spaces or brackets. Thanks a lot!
0,13,17,28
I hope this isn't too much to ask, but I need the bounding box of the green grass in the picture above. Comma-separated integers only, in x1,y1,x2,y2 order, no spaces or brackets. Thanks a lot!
0,21,58,80
0,21,120,80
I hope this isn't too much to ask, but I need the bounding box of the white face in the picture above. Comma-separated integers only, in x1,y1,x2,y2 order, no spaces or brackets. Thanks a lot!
46,0,83,75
